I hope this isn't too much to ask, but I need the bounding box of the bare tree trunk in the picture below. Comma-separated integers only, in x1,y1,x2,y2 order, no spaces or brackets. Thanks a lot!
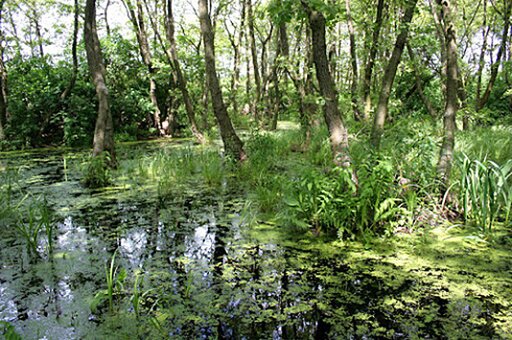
0,0,7,140
362,0,384,118
122,0,162,133
198,0,245,161
407,43,437,118
166,0,205,143
61,0,79,101
370,0,417,149
32,8,44,58
226,1,245,116
476,0,510,111
345,0,362,121
84,0,115,162
246,0,261,121
104,0,111,37
436,0,458,193
302,2,352,169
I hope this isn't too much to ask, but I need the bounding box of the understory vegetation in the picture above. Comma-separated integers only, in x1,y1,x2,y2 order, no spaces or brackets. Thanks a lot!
1,0,512,337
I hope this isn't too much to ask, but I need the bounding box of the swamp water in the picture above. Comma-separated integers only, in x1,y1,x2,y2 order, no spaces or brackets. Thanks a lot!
1,141,512,339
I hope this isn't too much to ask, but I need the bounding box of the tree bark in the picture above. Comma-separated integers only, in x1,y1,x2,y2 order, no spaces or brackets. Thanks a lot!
122,0,162,133
60,0,79,101
436,0,458,193
370,0,417,149
84,0,115,162
362,0,384,118
225,1,245,117
476,0,510,111
166,0,205,143
198,0,245,161
0,0,6,140
406,43,437,118
246,0,261,121
345,0,362,121
302,3,352,168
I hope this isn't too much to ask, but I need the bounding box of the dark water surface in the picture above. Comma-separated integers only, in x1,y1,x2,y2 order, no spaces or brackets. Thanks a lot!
1,141,511,339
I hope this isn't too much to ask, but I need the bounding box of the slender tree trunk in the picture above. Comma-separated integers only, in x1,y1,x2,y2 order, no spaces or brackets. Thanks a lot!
437,0,458,193
429,0,446,92
247,0,261,121
198,0,245,161
370,0,417,149
104,0,111,37
0,0,7,140
84,0,115,162
166,0,205,143
345,0,362,121
32,9,44,58
476,0,510,111
407,43,437,118
61,0,79,101
302,2,352,168
362,0,384,118
123,0,162,133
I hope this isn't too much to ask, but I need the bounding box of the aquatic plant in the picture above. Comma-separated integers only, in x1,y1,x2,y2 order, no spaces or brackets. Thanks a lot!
92,250,127,313
83,152,112,188
14,198,54,258
0,321,22,340
197,150,224,188
457,154,512,234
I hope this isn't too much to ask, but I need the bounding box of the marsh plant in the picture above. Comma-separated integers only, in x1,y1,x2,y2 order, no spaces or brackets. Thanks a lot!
92,250,127,313
83,152,113,188
14,198,54,258
457,154,512,233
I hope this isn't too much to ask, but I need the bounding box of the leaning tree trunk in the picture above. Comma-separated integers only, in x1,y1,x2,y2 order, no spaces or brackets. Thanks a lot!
436,0,458,193
198,0,245,161
84,0,115,162
370,0,417,149
302,2,351,168
166,0,205,143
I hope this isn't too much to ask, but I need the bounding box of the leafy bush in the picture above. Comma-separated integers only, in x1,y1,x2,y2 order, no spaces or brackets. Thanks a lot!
283,154,405,238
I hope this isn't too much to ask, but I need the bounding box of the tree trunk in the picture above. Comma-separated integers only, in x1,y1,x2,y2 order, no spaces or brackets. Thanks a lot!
61,0,79,101
0,0,7,141
226,1,245,117
84,0,115,162
345,0,362,121
104,0,111,37
31,8,44,58
247,0,261,121
370,0,417,149
198,0,245,161
476,0,510,111
166,0,205,143
302,3,352,168
436,0,458,193
123,0,162,133
362,0,384,118
406,43,437,118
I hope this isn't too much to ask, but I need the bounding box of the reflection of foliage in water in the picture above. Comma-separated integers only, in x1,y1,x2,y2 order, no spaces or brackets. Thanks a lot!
1,139,512,339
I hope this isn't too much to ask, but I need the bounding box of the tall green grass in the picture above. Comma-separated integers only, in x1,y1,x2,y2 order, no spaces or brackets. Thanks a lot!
457,154,512,233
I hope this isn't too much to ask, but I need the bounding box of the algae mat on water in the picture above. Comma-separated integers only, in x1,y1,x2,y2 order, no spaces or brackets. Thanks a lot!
1,141,512,339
